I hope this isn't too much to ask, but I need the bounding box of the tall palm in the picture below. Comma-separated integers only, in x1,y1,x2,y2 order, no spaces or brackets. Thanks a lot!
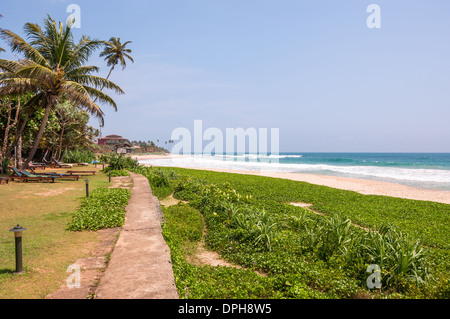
0,15,124,166
99,37,134,81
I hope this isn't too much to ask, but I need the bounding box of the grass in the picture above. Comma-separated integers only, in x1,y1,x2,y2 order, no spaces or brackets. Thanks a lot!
134,166,450,299
0,165,110,298
2,163,448,299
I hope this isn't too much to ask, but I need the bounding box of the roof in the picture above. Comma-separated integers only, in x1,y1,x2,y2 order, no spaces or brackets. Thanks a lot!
100,135,127,139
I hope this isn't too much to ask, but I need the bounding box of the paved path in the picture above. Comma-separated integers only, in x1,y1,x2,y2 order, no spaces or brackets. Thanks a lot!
94,172,179,299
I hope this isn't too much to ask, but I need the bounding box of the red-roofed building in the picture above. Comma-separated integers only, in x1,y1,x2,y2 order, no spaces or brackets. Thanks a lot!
97,134,130,146
97,134,136,153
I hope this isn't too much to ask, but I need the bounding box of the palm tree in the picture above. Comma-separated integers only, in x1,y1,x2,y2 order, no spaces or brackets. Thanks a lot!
0,15,124,166
99,37,134,80
94,37,133,106
94,37,133,134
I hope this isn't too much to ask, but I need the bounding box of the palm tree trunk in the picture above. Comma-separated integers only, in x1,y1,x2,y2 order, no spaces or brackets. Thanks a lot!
0,98,20,173
105,65,115,81
24,101,53,167
15,113,28,169
57,126,65,161
1,100,12,158
4,97,22,158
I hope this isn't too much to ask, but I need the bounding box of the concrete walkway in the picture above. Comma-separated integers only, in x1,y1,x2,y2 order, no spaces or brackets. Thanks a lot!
94,172,179,299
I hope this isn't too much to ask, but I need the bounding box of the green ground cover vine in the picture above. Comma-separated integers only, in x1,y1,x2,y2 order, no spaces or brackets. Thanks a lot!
133,166,450,299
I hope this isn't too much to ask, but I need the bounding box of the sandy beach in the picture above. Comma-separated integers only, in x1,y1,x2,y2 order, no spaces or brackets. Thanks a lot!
132,154,450,205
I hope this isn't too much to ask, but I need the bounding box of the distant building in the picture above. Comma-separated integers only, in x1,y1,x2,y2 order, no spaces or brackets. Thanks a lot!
97,134,130,146
98,134,136,154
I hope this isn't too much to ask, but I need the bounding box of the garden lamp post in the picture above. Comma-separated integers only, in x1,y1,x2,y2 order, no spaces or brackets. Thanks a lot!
109,171,111,183
9,224,27,274
85,179,90,197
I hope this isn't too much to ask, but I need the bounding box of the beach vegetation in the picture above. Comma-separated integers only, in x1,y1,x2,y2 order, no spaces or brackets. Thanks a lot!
66,187,131,231
62,149,96,164
135,166,449,299
100,152,139,171
108,169,130,177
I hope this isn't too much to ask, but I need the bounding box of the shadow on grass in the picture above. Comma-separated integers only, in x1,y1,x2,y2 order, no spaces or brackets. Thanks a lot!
0,268,14,275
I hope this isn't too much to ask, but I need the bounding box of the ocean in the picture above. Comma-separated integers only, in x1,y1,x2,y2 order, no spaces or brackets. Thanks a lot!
138,153,450,191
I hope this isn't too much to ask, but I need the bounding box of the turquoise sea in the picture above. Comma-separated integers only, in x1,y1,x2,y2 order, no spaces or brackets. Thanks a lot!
139,153,450,191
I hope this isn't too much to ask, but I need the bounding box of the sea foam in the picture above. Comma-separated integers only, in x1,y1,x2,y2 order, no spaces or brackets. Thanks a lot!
139,154,450,190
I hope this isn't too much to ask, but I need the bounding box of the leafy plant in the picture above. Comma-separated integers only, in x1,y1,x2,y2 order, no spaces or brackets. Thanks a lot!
62,149,96,163
253,213,278,252
1,157,11,174
66,187,131,231
109,169,130,177
101,153,139,171
362,227,432,288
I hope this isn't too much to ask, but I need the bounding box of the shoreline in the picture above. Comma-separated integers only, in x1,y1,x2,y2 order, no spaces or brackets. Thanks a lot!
132,154,450,205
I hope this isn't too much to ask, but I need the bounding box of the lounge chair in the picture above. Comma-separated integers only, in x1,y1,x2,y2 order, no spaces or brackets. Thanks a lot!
0,177,11,184
29,162,48,169
28,168,80,181
65,170,96,176
20,170,59,183
52,159,73,168
10,167,57,183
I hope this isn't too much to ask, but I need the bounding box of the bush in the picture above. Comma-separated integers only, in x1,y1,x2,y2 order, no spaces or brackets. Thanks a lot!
66,187,131,231
101,153,139,171
62,149,96,163
109,169,130,177
361,226,432,288
1,157,11,174
131,166,179,199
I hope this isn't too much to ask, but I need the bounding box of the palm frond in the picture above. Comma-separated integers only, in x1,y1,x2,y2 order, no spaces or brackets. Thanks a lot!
69,73,124,95
60,80,105,121
99,36,134,69
0,77,39,95
14,60,54,80
64,36,101,71
65,65,100,77
0,58,22,72
23,22,53,60
83,85,118,111
0,29,50,68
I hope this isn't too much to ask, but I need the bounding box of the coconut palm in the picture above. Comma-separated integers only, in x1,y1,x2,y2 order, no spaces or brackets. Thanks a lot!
99,37,134,80
0,15,124,166
94,37,133,107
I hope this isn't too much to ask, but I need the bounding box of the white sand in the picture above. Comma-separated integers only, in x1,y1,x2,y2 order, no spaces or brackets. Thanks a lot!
133,154,450,205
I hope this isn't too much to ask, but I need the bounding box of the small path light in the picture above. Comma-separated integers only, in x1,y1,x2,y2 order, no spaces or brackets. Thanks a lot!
85,179,90,197
109,171,111,183
9,224,27,274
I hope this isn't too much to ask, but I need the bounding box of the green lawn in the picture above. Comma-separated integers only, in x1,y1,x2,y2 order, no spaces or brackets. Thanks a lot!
0,166,110,298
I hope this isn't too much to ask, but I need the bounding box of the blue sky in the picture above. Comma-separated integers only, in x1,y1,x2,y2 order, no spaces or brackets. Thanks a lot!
1,0,450,152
